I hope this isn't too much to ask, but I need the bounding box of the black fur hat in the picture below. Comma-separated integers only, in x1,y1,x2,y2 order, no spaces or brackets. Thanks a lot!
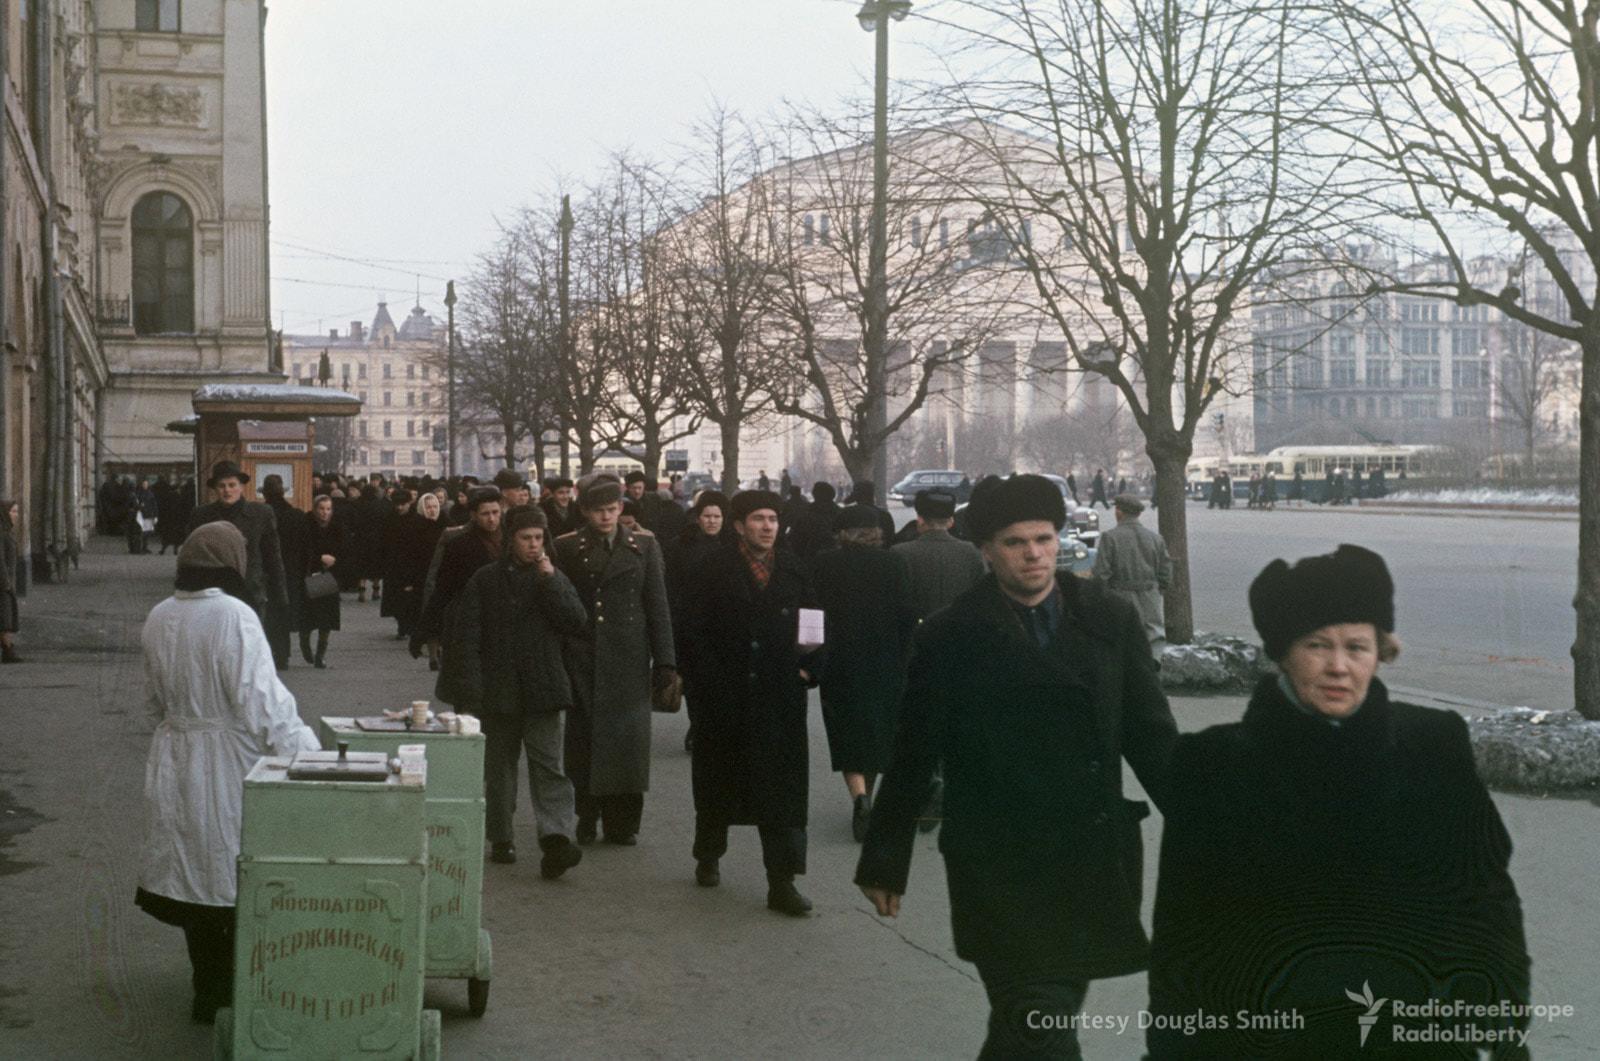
1248,544,1394,661
832,504,882,532
729,489,782,523
913,488,957,520
965,474,1066,543
504,505,548,535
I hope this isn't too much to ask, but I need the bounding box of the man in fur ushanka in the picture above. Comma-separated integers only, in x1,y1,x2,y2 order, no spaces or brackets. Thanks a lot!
856,473,1178,1058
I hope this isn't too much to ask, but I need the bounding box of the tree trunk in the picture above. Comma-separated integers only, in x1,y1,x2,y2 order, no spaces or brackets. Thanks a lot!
642,422,661,484
502,418,518,470
841,449,873,495
719,419,741,494
1573,326,1600,719
1149,447,1194,644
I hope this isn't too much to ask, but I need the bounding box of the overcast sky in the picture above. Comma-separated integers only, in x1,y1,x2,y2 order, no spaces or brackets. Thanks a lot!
263,0,950,339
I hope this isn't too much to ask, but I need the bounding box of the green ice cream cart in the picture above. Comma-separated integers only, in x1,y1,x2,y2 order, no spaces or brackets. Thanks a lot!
320,716,491,1016
216,748,441,1060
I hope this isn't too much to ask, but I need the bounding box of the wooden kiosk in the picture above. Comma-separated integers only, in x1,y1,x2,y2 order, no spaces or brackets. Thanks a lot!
184,383,362,510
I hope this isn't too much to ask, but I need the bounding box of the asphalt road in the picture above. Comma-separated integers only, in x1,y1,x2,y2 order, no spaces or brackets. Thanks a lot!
0,538,1595,1060
892,500,1581,712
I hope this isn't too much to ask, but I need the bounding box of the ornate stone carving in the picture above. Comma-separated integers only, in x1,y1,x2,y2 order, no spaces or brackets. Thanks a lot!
110,83,205,128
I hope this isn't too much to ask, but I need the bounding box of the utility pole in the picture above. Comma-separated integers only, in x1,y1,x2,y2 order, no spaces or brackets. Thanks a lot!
856,1,909,504
445,280,457,481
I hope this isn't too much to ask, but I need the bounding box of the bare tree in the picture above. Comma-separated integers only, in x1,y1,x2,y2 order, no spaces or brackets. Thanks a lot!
927,0,1364,641
651,105,786,493
765,113,1015,490
1499,322,1576,474
1329,0,1600,715
583,156,704,477
435,224,559,474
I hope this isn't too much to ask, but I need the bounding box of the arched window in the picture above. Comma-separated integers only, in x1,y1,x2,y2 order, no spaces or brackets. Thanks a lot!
132,192,194,334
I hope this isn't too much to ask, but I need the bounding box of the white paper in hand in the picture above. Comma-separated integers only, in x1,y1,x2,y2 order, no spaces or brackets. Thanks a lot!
798,608,825,650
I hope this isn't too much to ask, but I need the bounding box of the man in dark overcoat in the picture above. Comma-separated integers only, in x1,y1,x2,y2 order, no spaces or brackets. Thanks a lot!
856,474,1178,1057
185,461,287,619
551,474,676,846
892,489,985,620
260,474,306,670
539,477,581,538
448,506,590,879
680,489,822,916
421,488,504,698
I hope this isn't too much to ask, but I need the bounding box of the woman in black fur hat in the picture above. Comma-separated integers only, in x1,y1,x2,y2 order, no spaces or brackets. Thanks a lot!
1146,544,1531,1058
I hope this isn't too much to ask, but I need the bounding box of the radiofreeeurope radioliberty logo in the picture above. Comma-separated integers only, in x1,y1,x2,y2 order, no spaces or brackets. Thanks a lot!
1345,981,1387,1046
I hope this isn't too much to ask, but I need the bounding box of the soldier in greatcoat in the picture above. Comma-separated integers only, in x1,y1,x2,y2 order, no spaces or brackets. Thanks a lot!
1092,494,1173,645
551,474,676,846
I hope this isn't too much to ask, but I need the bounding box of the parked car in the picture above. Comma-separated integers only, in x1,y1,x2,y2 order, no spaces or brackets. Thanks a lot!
888,470,973,506
1057,531,1095,577
1029,473,1101,543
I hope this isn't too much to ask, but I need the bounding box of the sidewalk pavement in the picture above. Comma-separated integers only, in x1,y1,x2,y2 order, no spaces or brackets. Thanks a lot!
0,540,1595,1059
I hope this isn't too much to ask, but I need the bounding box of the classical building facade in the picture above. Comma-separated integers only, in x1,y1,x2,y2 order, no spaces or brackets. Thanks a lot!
281,303,449,482
93,0,277,472
0,0,275,582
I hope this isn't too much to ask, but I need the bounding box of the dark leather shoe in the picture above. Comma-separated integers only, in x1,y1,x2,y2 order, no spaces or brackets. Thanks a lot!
539,838,582,880
576,819,598,845
852,794,871,843
490,842,516,864
695,859,720,887
602,833,637,846
766,881,812,917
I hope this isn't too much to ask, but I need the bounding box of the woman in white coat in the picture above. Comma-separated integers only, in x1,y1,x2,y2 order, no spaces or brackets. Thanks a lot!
133,521,320,1023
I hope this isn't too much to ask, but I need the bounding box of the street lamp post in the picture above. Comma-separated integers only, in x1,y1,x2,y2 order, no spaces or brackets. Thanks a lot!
857,0,910,505
445,279,457,481
557,194,574,479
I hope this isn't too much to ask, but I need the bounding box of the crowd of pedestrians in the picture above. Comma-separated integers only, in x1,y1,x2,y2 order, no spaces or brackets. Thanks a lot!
119,459,1536,1054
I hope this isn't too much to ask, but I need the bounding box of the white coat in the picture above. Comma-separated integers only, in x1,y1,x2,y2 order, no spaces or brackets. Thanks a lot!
138,588,319,906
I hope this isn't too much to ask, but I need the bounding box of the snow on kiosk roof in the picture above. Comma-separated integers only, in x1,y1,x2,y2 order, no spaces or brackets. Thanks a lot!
191,383,362,418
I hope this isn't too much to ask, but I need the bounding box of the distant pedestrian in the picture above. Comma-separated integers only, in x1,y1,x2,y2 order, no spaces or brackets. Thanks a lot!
99,470,129,536
1288,469,1305,506
260,475,305,671
680,490,822,915
387,491,446,650
893,489,985,621
664,491,730,754
786,482,840,560
812,507,918,842
1350,465,1365,502
1259,470,1278,511
778,483,810,537
449,506,589,877
840,481,896,547
1093,495,1173,645
128,477,157,553
1090,468,1109,509
0,498,21,663
158,478,194,554
1368,466,1387,498
377,489,416,637
134,522,319,1023
299,495,346,669
779,469,792,499
1246,472,1260,510
758,469,771,492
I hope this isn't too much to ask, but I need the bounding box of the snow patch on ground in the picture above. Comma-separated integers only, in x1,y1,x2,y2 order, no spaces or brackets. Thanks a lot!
1469,707,1600,791
1159,633,1276,692
1386,487,1578,506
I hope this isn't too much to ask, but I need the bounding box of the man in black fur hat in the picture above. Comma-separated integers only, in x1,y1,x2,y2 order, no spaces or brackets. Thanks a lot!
856,473,1178,1057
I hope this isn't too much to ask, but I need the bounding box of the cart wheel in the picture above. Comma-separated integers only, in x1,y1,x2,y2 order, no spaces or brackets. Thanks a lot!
468,976,490,1017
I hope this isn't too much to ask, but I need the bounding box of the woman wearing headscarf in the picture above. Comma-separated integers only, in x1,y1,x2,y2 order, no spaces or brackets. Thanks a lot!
1147,545,1530,1059
810,505,918,841
664,491,730,754
388,490,447,654
133,522,319,1023
0,499,20,663
300,494,347,668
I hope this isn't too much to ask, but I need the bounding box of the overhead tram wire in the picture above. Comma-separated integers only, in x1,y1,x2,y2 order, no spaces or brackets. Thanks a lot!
270,238,461,283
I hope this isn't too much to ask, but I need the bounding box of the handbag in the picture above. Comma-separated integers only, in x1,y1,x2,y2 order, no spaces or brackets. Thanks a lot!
304,571,340,600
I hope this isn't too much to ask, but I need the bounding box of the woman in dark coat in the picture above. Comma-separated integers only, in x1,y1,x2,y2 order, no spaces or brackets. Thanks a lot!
810,508,918,841
377,489,414,636
664,491,730,754
350,483,389,600
128,478,158,554
1147,545,1530,1059
1,499,20,663
299,495,347,668
385,491,447,647
1287,469,1305,506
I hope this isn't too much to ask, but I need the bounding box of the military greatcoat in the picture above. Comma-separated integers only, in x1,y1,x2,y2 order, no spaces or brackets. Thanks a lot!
551,524,674,796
